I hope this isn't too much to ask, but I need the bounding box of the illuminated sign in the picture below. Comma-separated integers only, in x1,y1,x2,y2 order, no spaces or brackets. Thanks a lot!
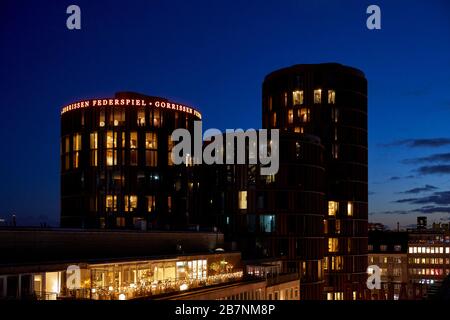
61,97,202,119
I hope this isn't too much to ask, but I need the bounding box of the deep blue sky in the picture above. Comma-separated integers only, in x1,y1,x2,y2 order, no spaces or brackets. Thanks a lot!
1,0,450,228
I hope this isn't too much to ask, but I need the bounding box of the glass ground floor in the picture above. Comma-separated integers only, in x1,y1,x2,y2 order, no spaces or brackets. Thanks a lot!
0,252,242,300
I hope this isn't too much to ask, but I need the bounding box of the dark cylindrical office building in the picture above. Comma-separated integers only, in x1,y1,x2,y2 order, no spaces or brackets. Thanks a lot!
262,63,368,300
200,132,326,299
60,92,202,229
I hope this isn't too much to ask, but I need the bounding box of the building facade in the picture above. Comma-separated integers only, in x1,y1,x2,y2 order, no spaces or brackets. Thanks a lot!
262,63,368,299
200,133,326,299
368,230,408,299
407,228,450,286
60,92,202,229
0,228,299,301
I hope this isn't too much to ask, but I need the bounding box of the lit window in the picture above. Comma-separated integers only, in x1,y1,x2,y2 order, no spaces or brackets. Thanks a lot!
147,195,155,212
292,90,304,105
328,238,339,253
328,90,335,104
380,245,387,252
394,245,402,252
124,195,137,212
369,245,373,251
145,132,158,167
145,132,157,149
268,96,273,111
106,131,117,166
446,248,450,254
73,151,80,168
239,191,247,210
73,133,82,151
335,219,341,234
298,108,310,122
271,112,277,127
72,133,82,168
130,132,138,166
294,127,304,133
328,201,339,216
153,110,161,127
137,109,145,126
106,131,117,148
332,144,339,159
106,150,117,166
90,132,98,166
347,202,353,216
106,195,117,211
288,109,293,124
284,92,288,107
334,292,343,300
331,256,343,270
314,89,322,104
327,292,333,300
260,215,275,233
130,132,138,148
409,247,413,254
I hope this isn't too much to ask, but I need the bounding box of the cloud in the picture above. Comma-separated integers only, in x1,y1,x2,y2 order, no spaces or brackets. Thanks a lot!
416,165,450,175
388,175,415,181
381,138,450,148
370,209,411,215
371,205,450,215
399,185,438,194
394,191,450,205
402,152,450,164
415,206,450,214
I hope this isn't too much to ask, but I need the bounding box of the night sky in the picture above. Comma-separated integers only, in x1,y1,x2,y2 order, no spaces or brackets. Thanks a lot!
1,0,450,228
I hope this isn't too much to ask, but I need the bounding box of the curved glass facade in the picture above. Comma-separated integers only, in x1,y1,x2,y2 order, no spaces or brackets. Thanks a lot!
262,63,368,300
60,92,202,229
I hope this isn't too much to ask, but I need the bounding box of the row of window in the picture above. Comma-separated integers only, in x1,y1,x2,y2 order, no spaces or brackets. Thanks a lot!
369,257,403,264
327,237,353,254
408,246,449,254
328,201,353,217
409,268,449,276
270,107,339,127
62,131,175,169
409,257,450,265
62,131,159,152
323,255,344,271
104,195,169,213
98,108,163,127
368,244,403,252
269,89,336,109
326,291,358,301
